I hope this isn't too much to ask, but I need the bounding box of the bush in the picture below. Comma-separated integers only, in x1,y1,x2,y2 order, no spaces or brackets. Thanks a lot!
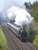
33,34,38,48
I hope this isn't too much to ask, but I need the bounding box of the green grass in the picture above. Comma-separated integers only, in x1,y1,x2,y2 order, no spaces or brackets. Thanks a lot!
0,27,7,48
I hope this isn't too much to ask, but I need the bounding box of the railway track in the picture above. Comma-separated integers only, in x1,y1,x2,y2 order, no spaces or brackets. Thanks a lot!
2,25,36,50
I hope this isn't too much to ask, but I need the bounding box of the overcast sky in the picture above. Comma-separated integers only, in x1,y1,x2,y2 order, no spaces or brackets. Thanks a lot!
0,0,37,12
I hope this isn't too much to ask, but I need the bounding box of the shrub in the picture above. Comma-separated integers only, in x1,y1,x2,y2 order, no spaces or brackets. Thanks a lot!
33,34,38,48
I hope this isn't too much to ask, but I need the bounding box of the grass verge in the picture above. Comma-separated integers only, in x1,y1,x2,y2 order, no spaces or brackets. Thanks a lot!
0,26,8,48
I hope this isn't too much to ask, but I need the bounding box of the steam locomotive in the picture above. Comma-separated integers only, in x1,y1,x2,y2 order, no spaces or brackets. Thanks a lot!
7,6,34,42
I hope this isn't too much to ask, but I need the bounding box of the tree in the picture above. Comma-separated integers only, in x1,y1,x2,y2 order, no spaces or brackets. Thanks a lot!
24,2,32,14
32,1,38,21
24,2,32,9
